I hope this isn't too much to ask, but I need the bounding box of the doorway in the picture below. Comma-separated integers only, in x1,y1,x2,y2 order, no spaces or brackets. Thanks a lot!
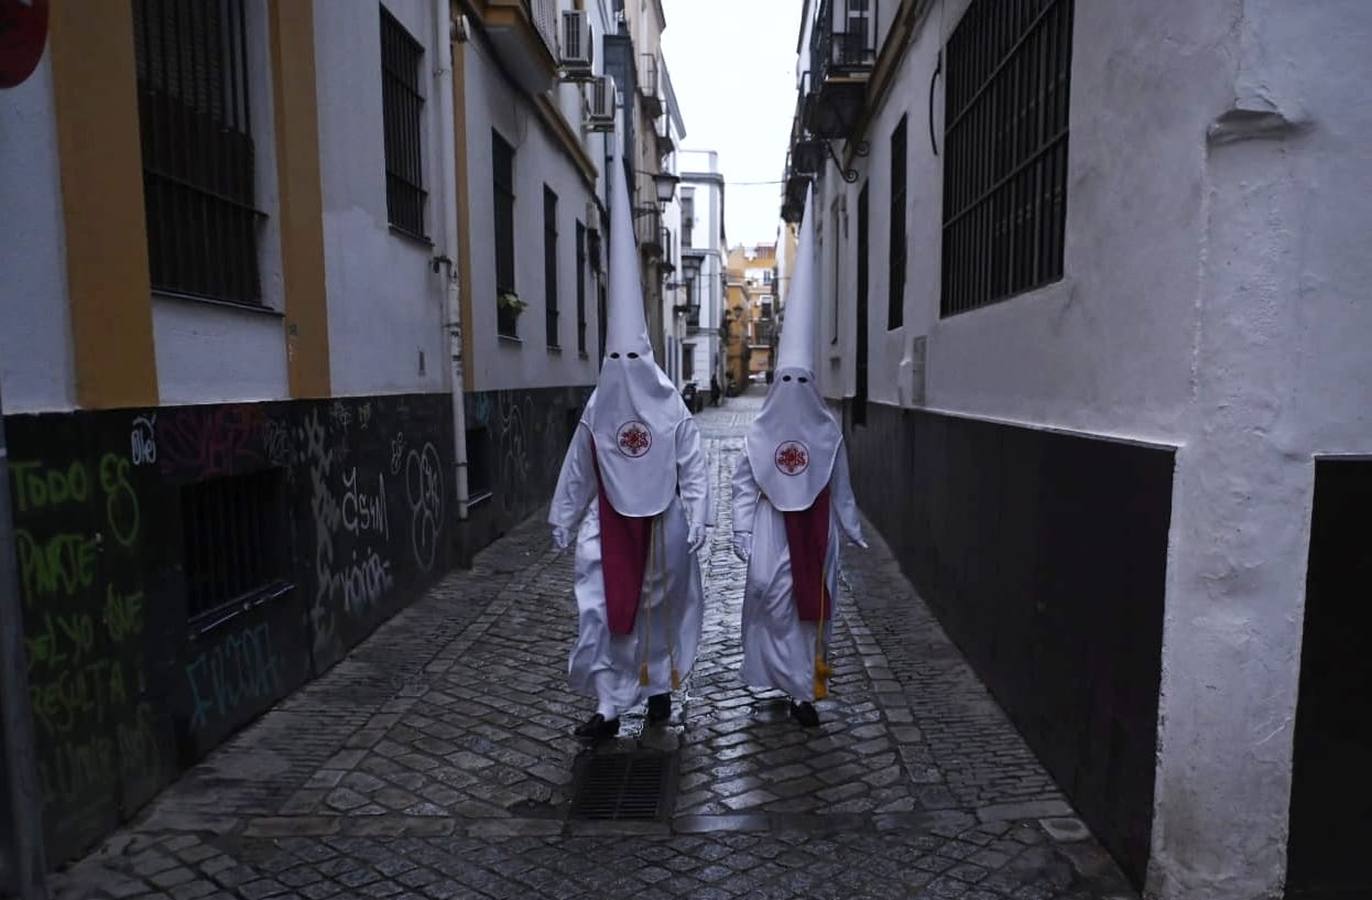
1286,460,1372,899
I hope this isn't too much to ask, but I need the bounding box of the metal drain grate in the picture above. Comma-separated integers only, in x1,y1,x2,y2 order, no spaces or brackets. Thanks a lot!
568,751,677,821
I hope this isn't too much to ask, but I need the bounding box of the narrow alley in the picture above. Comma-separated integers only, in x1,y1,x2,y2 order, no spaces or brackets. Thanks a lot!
48,395,1135,900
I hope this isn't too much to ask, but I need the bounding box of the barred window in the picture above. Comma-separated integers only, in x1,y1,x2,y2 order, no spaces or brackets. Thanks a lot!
544,186,560,348
381,7,426,238
181,470,289,623
941,0,1074,316
133,0,261,306
493,131,517,336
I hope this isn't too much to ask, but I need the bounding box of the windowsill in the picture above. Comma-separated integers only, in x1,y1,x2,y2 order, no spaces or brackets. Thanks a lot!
154,290,286,318
188,579,295,638
388,224,434,247
497,333,523,345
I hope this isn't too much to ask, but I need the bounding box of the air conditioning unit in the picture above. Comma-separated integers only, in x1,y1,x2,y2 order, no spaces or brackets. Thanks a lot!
559,10,594,81
585,75,617,132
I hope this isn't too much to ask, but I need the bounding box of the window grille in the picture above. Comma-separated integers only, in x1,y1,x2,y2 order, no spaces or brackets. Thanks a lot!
181,469,289,622
888,115,907,329
576,220,588,354
381,7,427,238
133,0,261,305
941,0,1074,316
544,186,559,347
493,131,517,336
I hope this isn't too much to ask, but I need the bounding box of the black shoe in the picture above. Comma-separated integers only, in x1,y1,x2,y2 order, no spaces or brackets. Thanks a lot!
790,700,820,728
574,714,620,742
646,693,672,725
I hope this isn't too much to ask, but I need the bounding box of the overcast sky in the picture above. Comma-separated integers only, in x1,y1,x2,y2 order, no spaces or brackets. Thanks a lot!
661,0,804,249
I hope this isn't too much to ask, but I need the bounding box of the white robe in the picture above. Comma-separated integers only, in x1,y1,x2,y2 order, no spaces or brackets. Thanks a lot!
732,440,863,701
549,417,711,719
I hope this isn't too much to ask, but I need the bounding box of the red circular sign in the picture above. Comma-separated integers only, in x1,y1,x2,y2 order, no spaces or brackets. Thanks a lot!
616,421,652,458
0,0,49,89
774,441,810,476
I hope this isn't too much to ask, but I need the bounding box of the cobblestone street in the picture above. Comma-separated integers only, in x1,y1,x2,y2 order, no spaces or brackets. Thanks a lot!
50,394,1137,900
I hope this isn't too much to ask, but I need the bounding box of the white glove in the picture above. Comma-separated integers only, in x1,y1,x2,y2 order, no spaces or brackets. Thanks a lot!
732,532,751,562
688,523,707,554
552,526,574,552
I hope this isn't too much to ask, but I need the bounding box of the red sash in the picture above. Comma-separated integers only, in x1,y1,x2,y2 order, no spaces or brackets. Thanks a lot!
591,447,653,635
782,486,831,622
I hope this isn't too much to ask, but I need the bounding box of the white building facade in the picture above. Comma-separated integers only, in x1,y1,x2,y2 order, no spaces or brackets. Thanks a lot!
783,0,1372,897
678,149,728,393
0,0,471,870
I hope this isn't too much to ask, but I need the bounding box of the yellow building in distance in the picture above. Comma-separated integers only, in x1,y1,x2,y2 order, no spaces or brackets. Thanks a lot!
725,243,779,388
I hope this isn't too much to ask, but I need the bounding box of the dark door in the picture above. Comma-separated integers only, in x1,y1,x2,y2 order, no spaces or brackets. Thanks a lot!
1286,460,1372,899
853,182,869,426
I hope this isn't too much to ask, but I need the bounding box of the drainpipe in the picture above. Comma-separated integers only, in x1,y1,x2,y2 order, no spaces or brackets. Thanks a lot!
0,380,48,900
435,0,470,523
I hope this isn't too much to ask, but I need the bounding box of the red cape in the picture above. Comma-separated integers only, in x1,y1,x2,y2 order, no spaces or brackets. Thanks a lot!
783,486,831,622
592,447,653,635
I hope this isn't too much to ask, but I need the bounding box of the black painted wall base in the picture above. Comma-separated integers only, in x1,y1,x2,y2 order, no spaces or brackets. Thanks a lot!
457,386,592,562
1286,460,1372,899
843,401,1173,889
6,393,455,865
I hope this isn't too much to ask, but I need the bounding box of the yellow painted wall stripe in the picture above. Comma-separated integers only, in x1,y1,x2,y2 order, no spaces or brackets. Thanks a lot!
270,0,332,399
48,0,158,410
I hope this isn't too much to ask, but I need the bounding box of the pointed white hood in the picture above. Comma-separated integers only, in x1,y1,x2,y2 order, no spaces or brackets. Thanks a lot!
582,150,687,517
745,187,842,512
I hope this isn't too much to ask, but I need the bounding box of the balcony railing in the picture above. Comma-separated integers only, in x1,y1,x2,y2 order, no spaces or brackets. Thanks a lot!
525,0,557,57
474,0,559,95
810,0,878,73
802,0,878,139
639,53,663,119
635,205,663,257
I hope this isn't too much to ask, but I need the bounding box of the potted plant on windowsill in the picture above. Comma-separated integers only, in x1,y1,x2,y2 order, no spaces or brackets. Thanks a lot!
497,291,527,337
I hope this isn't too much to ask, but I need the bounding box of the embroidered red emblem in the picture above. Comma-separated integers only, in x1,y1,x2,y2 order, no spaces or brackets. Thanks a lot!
775,441,810,475
616,421,652,458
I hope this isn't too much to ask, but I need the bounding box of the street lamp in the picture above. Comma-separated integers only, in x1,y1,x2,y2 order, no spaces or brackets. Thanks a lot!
631,169,679,216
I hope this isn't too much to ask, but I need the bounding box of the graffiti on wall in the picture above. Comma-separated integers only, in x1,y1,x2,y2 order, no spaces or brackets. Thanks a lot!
8,445,161,845
468,387,589,533
185,622,283,733
6,392,454,864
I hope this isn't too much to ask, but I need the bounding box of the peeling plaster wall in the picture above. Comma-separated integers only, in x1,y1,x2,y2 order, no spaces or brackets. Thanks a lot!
806,0,1372,895
1151,2,1372,898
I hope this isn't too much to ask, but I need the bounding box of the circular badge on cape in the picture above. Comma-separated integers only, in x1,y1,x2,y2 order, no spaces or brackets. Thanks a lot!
774,441,810,476
616,421,653,458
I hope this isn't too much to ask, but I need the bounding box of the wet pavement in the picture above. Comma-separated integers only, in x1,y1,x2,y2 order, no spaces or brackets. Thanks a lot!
49,392,1137,899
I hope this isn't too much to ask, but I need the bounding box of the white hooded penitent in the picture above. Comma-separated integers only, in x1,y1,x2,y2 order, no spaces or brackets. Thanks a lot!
744,187,842,512
583,154,687,518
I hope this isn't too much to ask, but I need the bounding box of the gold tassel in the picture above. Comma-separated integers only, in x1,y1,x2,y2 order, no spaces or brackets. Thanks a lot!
639,662,650,686
670,668,681,691
813,563,830,701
